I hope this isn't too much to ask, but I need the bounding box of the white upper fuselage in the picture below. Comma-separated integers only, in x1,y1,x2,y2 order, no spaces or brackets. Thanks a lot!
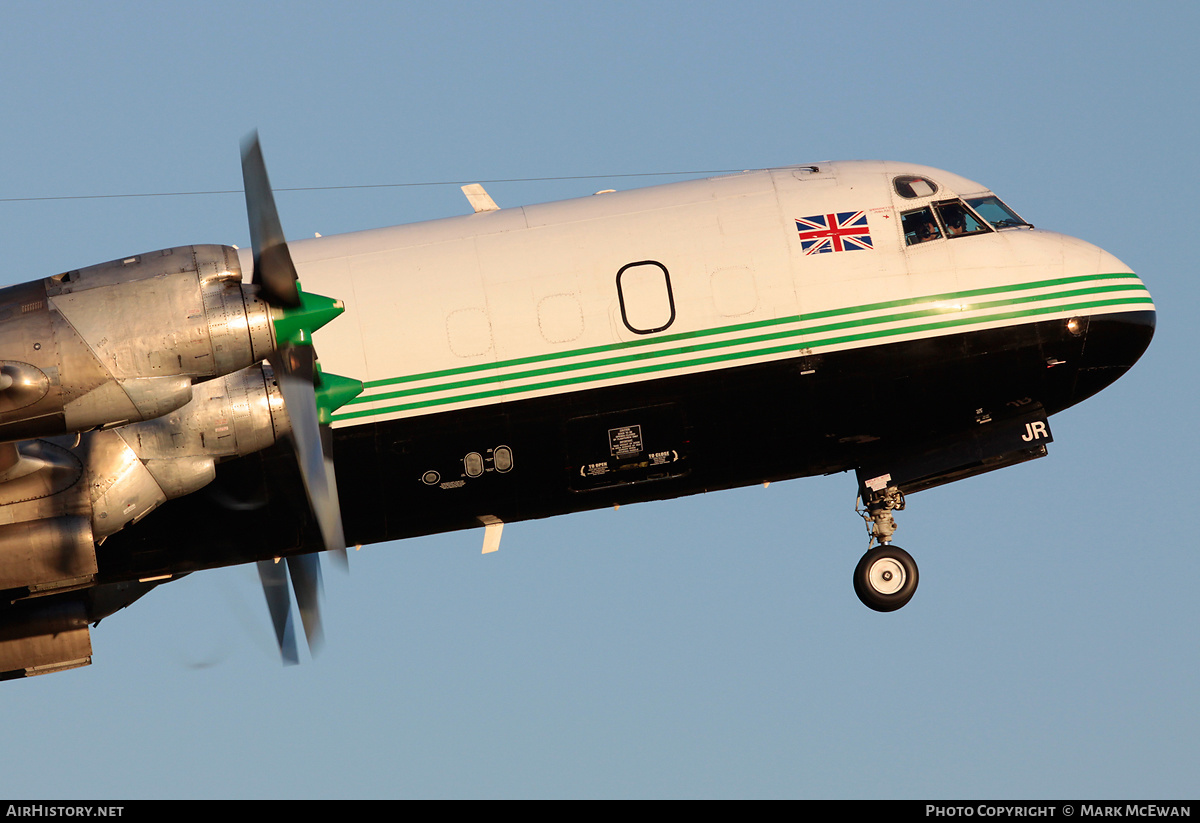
237,161,1153,426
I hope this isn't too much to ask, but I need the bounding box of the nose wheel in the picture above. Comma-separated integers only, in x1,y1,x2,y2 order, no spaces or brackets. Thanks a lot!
853,544,919,612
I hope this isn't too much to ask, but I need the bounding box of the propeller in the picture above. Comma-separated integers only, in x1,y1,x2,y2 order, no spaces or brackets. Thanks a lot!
240,131,360,663
256,557,299,665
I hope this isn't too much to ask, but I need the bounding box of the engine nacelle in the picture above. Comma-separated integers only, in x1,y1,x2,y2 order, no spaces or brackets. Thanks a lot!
89,361,290,540
0,244,275,441
0,362,290,597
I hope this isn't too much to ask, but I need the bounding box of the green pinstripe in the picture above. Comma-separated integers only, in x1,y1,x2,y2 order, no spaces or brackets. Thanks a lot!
332,272,1152,422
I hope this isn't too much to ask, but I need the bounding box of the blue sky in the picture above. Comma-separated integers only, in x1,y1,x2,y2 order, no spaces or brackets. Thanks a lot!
1,0,1196,799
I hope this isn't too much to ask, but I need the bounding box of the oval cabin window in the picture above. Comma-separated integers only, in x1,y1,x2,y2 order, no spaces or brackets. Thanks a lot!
617,261,675,334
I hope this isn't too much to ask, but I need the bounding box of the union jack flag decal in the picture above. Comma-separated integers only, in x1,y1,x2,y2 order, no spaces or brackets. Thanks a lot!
795,211,873,254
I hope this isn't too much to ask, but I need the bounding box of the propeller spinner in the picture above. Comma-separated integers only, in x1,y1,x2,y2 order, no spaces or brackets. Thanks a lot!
240,132,361,663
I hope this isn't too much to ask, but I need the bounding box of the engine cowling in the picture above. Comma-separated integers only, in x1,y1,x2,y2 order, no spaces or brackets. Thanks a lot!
0,361,290,597
0,244,276,441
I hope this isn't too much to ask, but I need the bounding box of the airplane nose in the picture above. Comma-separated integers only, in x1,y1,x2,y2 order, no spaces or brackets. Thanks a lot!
1041,234,1155,408
1071,305,1155,403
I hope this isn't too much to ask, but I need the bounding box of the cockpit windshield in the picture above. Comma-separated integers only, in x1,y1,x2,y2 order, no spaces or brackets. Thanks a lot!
902,195,1031,247
964,196,1031,229
902,208,942,245
933,200,990,238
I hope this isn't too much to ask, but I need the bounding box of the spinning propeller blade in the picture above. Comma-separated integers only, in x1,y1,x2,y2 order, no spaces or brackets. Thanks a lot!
285,552,324,653
256,558,299,665
241,134,301,309
241,132,360,662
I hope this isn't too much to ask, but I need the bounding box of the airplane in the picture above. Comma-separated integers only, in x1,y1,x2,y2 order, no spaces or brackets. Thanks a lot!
0,136,1155,678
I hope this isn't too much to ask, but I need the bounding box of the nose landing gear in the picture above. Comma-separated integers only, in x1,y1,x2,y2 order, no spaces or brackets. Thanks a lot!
853,543,919,612
846,408,1057,612
854,477,918,612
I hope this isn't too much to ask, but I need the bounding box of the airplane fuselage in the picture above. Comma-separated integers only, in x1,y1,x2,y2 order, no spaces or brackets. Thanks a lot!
101,161,1154,569
0,159,1155,675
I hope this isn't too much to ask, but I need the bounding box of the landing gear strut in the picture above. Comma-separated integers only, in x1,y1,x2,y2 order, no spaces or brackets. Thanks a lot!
854,479,919,612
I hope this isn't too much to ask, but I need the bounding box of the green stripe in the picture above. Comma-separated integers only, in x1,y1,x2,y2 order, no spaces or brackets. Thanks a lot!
349,283,1148,406
357,271,1143,391
799,272,1141,320
333,292,1152,420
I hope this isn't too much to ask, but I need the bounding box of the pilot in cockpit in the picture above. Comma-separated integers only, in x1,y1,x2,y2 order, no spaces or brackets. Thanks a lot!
903,208,941,245
916,217,940,242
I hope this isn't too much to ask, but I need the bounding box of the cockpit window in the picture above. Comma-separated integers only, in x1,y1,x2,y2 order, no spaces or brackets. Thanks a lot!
894,175,939,199
902,199,1002,247
933,200,990,238
964,196,1031,229
902,207,942,246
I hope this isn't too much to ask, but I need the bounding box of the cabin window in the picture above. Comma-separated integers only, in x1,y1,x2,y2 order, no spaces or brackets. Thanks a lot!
964,196,1031,229
902,208,942,246
710,266,758,317
893,175,939,199
617,261,675,334
446,307,494,357
933,200,991,238
537,294,585,344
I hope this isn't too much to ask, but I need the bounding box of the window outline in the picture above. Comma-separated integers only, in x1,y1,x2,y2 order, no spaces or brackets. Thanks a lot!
932,199,993,239
901,206,943,246
893,175,940,199
616,260,676,335
963,195,1032,230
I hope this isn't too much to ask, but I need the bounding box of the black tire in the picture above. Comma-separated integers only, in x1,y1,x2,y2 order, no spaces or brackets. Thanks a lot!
853,545,919,612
